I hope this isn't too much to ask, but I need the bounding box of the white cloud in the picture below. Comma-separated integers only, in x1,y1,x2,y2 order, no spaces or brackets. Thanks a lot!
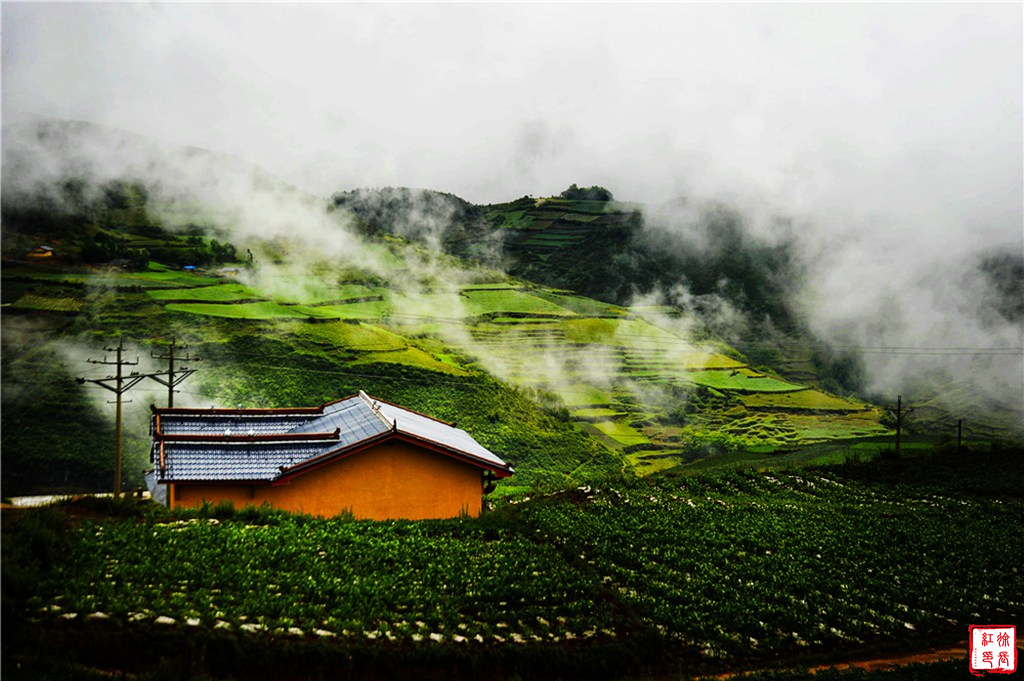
3,2,1021,411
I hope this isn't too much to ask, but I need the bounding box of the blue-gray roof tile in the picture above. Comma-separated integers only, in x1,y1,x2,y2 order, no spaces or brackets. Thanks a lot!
152,391,512,483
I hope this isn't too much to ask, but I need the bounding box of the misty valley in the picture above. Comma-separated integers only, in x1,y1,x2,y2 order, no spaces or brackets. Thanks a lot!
2,118,1022,680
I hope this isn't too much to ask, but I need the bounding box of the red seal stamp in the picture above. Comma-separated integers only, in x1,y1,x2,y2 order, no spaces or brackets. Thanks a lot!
970,625,1016,675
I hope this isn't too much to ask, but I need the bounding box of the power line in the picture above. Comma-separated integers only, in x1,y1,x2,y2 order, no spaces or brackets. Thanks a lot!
149,336,200,407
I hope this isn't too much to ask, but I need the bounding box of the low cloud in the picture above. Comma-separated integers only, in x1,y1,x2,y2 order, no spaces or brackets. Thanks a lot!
3,2,1021,427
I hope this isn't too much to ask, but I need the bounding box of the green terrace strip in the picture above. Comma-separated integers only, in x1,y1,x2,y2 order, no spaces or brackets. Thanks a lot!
164,301,312,319
298,284,387,305
590,420,650,447
292,300,392,320
293,321,408,352
560,385,615,407
19,466,1023,678
146,283,261,302
100,268,223,288
739,390,876,412
684,369,805,393
461,289,577,317
10,293,85,312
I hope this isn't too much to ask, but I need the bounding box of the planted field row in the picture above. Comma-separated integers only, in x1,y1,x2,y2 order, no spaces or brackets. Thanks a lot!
147,283,259,302
739,390,874,412
524,472,1024,661
164,300,390,320
11,293,85,312
35,518,620,645
26,470,1023,669
147,282,387,306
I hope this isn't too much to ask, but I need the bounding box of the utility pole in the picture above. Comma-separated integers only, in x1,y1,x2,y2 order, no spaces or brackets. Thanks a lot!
77,339,150,499
149,337,198,408
894,395,914,458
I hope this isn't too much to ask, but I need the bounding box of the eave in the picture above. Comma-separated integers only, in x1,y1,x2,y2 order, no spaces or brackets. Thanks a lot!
155,429,341,443
272,431,513,486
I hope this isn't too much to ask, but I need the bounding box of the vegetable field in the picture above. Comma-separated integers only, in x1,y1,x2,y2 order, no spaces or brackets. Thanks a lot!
14,458,1022,679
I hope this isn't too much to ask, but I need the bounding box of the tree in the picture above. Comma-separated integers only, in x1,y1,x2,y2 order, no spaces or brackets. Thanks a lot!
560,184,614,201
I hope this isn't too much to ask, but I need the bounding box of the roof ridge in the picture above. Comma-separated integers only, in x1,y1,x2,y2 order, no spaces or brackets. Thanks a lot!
358,390,394,431
150,405,324,416
368,395,456,428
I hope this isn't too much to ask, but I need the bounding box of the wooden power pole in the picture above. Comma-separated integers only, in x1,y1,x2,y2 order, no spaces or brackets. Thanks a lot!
76,339,149,498
149,337,198,408
894,395,914,458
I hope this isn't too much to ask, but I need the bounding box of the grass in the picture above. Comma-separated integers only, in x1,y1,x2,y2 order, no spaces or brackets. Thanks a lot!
351,346,471,376
778,413,891,441
461,289,576,317
292,300,391,320
562,318,676,345
633,350,743,371
560,384,614,407
686,368,805,393
739,390,871,412
570,407,623,419
164,301,310,319
487,317,560,325
486,209,536,230
0,269,92,285
294,321,407,352
627,451,682,476
98,269,222,287
460,283,518,290
522,234,585,247
146,283,260,301
591,419,649,447
3,261,223,290
530,290,624,317
271,282,383,305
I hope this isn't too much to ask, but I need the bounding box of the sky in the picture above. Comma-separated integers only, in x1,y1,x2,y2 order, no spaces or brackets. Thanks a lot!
3,2,1023,408
2,3,1019,207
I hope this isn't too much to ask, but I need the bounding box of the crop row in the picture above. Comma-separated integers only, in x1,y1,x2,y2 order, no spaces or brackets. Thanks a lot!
525,474,1023,660
28,470,1023,666
35,519,619,644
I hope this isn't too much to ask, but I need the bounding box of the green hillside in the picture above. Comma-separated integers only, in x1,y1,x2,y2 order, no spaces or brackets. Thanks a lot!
331,187,863,396
2,228,887,496
2,128,1016,497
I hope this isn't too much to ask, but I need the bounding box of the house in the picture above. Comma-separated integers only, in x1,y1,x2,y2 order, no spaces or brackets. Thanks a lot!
27,245,54,258
149,391,513,520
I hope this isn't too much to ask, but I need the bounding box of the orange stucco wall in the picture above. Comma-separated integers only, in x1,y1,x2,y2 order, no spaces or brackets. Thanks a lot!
170,440,486,520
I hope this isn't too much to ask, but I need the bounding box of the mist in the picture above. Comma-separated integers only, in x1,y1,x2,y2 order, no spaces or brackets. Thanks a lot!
3,3,1022,421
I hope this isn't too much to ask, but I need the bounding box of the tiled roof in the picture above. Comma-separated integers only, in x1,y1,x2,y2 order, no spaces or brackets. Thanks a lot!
152,391,513,483
156,414,313,436
161,442,331,481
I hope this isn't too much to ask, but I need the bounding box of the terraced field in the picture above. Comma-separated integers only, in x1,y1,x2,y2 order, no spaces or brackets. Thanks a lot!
8,256,888,479
448,292,886,471
118,260,886,472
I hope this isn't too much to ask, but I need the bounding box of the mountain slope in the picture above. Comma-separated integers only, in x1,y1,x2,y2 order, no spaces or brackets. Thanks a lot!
10,119,1019,497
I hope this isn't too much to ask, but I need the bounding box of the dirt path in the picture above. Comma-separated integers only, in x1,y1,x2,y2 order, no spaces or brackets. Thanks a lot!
713,642,966,679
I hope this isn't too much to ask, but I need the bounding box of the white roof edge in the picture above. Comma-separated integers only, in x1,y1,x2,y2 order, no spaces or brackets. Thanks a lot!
372,400,512,473
358,390,394,430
